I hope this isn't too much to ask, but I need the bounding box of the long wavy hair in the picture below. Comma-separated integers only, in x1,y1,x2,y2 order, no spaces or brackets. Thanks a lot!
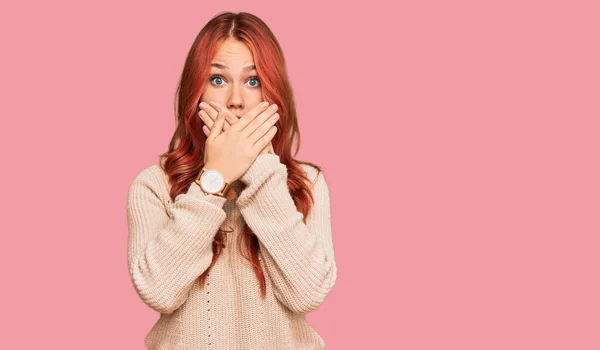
158,11,322,298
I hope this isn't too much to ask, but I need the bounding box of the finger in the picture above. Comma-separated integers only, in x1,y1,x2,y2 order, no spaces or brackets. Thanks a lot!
243,103,278,138
200,109,233,133
202,125,210,136
199,105,230,131
249,112,279,145
199,101,219,119
199,110,215,128
232,100,271,132
199,101,230,130
207,113,224,141
207,101,237,130
253,126,278,153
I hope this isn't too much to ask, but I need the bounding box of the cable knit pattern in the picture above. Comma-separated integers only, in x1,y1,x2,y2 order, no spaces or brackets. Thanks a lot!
238,154,337,314
126,153,337,350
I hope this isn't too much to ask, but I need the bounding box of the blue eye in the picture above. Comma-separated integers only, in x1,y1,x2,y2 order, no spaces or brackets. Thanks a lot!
209,75,260,88
248,77,260,87
211,75,225,86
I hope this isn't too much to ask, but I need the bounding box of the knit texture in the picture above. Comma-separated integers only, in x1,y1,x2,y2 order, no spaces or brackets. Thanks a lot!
126,153,338,349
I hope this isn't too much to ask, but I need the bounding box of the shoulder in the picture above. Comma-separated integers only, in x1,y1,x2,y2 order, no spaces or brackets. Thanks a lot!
130,163,168,184
128,164,171,203
299,162,329,192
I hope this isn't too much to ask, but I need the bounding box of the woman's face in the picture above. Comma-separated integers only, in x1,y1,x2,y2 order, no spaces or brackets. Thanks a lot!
200,38,263,119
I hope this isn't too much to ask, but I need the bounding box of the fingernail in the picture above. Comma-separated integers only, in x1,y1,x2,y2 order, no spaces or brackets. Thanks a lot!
261,101,268,107
210,101,217,107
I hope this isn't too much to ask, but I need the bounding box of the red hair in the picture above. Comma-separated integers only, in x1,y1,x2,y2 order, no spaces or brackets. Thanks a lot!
158,11,322,298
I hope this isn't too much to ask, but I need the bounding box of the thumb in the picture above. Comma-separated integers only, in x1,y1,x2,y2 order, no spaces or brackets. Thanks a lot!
207,113,225,140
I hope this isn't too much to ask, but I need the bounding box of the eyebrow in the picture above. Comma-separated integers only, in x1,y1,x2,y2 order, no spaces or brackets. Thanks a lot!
211,63,256,72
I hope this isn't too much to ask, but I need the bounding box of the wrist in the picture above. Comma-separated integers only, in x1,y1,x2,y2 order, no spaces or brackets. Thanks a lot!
240,153,281,185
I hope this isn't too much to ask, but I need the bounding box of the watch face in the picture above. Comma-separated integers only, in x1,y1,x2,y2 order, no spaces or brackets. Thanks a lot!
200,169,225,193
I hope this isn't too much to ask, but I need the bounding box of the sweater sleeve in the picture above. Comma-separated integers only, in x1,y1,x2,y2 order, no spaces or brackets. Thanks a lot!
126,170,228,314
237,154,338,314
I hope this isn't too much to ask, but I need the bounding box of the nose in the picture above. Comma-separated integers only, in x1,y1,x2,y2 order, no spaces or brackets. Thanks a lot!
227,82,244,113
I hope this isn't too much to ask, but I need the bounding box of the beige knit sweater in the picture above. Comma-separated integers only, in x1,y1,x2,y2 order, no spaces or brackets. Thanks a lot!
126,153,338,349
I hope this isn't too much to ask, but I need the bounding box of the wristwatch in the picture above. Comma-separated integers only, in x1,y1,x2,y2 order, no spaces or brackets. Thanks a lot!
195,168,237,200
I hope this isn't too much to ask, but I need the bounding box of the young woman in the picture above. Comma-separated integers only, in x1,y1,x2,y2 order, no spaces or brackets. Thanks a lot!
126,11,338,350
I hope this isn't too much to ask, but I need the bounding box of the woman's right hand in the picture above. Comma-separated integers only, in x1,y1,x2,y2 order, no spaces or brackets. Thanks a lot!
203,101,280,184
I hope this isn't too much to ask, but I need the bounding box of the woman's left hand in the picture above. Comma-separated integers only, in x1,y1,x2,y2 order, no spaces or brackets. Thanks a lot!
199,101,275,155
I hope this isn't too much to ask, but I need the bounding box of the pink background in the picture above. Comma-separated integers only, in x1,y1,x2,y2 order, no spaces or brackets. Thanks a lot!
2,0,599,349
